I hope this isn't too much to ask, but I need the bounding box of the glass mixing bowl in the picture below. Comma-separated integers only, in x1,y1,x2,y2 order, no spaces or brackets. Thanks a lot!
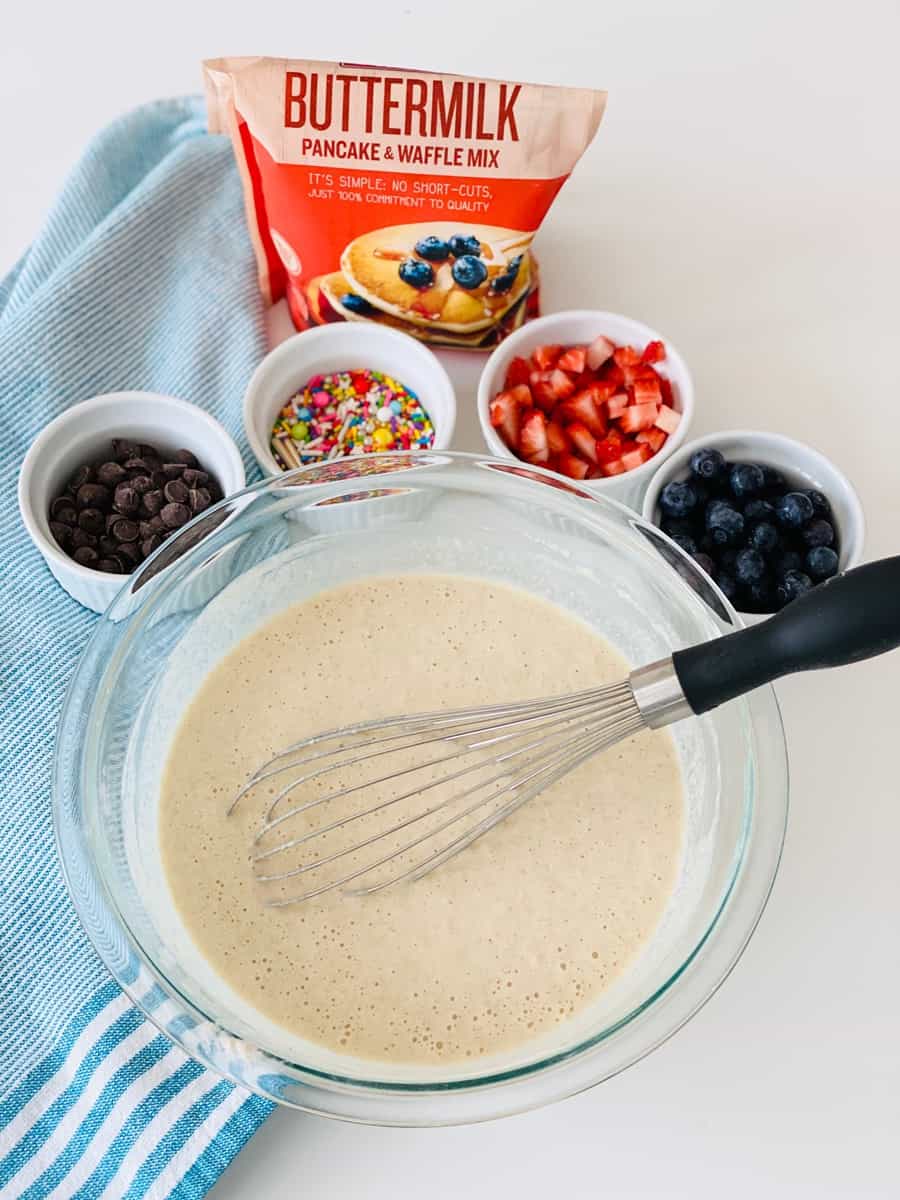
54,452,788,1125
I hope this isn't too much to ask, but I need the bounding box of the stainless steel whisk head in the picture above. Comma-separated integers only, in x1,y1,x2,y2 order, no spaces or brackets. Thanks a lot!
230,554,900,906
230,662,684,906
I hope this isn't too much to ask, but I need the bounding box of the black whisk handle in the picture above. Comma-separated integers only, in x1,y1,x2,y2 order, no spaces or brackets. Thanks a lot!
672,555,900,715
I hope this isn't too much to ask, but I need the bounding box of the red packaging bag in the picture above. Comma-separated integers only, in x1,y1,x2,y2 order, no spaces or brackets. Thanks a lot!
204,58,606,350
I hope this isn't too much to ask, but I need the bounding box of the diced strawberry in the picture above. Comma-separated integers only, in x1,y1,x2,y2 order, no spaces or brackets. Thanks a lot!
504,356,532,389
549,368,576,401
586,334,616,371
613,345,642,368
567,422,599,463
632,374,663,405
580,380,618,404
636,427,667,453
556,452,591,480
617,402,660,434
489,389,525,448
557,346,587,374
600,361,625,389
600,458,627,476
594,430,625,464
529,371,558,413
532,344,562,370
621,443,653,471
659,376,674,406
525,448,550,465
654,404,681,434
546,420,570,454
641,339,666,364
556,391,607,437
586,464,604,480
519,409,548,459
607,393,629,418
623,363,658,387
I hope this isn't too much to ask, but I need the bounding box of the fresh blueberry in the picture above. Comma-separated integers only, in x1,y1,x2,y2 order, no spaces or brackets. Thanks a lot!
743,498,775,525
414,235,451,261
661,515,697,539
729,462,765,500
340,292,374,315
806,545,839,580
451,255,488,289
744,577,775,613
705,500,745,546
774,549,804,575
690,480,710,508
489,255,523,295
805,489,832,518
399,258,435,289
659,480,700,519
448,234,482,257
735,547,767,586
801,518,835,548
773,491,815,529
671,533,698,556
693,552,716,577
716,546,739,572
761,465,786,492
775,569,813,607
749,521,780,555
716,571,738,602
689,447,727,485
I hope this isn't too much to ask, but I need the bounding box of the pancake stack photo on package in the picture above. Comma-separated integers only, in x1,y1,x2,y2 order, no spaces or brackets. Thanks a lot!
204,58,606,349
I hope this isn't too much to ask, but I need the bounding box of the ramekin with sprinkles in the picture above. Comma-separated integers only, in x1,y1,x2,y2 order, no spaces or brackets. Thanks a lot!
271,369,435,471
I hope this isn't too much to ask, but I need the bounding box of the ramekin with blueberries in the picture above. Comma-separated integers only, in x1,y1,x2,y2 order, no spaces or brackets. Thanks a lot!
648,446,843,614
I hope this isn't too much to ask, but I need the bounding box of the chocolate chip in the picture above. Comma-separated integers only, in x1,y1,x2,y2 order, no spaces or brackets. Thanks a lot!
137,443,160,460
161,463,186,480
138,520,156,541
100,535,119,555
76,482,110,511
50,497,77,524
112,438,139,462
78,508,107,536
141,489,163,516
130,474,153,496
174,449,198,467
151,469,168,488
118,541,143,566
124,458,150,476
71,528,97,550
68,465,94,492
163,479,189,505
141,534,163,557
207,480,223,502
181,468,209,488
113,484,139,515
50,521,72,548
148,515,166,533
111,518,139,543
160,501,190,529
97,557,124,574
188,487,211,513
73,545,99,566
96,461,127,487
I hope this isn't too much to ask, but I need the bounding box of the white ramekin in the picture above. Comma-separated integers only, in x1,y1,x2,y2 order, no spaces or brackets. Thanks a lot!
477,310,695,510
18,392,246,613
642,429,866,621
243,324,457,477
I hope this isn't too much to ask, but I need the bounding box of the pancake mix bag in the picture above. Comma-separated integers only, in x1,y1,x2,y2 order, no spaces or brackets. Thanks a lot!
204,58,606,349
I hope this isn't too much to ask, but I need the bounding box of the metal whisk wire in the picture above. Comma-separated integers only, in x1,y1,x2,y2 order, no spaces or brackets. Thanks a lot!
232,681,646,905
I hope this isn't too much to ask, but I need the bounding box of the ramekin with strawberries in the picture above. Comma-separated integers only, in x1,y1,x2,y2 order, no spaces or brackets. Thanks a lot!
478,311,694,507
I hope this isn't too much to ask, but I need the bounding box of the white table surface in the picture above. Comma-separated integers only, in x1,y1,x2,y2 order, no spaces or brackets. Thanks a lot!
4,1,899,1196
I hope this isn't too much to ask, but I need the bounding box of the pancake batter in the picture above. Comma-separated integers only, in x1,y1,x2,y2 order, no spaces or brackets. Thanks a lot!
160,575,683,1066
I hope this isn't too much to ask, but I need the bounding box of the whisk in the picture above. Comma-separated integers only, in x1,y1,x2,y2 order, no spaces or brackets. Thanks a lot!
232,556,900,905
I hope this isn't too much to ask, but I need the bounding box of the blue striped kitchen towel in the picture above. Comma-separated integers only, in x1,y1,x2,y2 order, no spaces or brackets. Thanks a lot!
0,97,274,1197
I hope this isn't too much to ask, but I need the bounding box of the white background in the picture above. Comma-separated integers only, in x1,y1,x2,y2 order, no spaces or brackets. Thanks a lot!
3,2,899,1196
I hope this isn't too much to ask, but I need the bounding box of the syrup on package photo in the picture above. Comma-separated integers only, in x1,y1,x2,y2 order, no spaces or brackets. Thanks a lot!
204,57,606,349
